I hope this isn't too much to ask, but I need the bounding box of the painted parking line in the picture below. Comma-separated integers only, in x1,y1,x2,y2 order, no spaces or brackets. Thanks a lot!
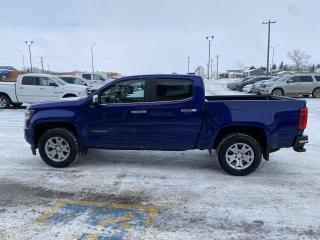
38,199,158,239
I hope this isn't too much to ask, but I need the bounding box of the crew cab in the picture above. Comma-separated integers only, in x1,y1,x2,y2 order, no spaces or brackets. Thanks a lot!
24,74,309,176
0,73,88,108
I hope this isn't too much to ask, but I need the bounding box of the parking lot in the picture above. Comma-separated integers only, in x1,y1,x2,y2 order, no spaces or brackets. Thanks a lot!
0,79,320,239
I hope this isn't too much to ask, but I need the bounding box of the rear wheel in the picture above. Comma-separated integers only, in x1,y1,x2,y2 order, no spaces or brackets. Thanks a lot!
38,128,79,168
312,88,320,98
0,95,11,109
216,133,262,176
271,88,284,96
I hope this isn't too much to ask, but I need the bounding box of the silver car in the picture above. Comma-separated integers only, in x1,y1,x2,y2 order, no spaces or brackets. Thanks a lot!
259,74,320,98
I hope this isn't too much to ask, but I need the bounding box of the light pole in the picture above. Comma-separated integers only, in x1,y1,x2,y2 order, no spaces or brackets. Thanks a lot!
262,20,276,76
18,49,25,71
91,42,96,80
24,41,33,72
206,35,214,79
270,45,279,74
216,55,220,79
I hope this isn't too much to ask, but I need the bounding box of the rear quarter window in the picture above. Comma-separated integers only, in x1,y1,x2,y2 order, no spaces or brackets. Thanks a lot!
314,76,320,82
155,79,193,101
21,76,38,85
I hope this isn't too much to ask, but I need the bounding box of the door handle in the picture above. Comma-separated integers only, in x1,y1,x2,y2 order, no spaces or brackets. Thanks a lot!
131,110,147,114
19,87,24,89
180,109,197,113
40,88,45,90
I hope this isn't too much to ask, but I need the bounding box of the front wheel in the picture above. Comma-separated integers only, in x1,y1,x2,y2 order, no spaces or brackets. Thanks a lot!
38,128,79,168
271,88,284,96
0,95,11,109
216,133,262,176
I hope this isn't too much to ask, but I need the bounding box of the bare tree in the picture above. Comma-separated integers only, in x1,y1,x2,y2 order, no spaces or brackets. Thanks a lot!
287,49,311,71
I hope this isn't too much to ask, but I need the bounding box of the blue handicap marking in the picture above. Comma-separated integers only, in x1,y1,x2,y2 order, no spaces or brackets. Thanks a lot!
37,199,158,240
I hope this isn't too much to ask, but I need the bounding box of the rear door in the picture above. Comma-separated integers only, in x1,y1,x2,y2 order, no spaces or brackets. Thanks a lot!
16,76,40,103
286,76,314,94
145,77,204,150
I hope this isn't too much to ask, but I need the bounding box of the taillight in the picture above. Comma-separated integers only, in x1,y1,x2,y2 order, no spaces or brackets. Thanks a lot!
299,106,308,130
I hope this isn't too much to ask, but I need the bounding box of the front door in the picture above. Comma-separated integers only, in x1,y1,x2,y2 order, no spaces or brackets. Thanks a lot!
37,77,61,102
87,78,151,149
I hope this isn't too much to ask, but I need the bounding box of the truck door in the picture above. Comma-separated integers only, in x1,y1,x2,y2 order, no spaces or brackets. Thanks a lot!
37,77,61,102
16,76,41,103
87,78,151,149
145,77,203,150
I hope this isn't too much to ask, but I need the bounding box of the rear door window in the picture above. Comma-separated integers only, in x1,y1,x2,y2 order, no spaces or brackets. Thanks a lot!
82,74,91,80
154,79,193,101
289,76,313,83
21,76,39,85
299,76,314,82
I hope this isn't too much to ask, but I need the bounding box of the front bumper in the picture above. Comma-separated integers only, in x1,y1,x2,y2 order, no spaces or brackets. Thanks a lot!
293,135,308,152
259,88,272,95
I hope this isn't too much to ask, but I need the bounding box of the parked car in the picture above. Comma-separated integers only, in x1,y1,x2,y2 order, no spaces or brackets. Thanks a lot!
24,74,308,176
251,77,280,94
236,76,273,91
227,77,253,90
259,74,320,98
0,73,88,108
59,75,105,94
76,72,114,85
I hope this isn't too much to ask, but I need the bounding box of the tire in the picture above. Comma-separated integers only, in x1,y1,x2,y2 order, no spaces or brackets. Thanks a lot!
38,128,79,168
312,88,320,98
271,88,284,97
12,103,23,108
0,95,11,109
216,133,262,176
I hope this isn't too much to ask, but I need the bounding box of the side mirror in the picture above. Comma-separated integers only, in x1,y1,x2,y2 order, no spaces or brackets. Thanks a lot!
92,94,99,105
49,82,58,87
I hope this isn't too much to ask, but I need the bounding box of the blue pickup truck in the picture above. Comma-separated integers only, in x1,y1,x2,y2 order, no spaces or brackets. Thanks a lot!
24,74,309,176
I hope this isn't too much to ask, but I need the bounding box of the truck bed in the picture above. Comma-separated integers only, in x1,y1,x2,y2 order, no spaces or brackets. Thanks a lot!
205,95,297,101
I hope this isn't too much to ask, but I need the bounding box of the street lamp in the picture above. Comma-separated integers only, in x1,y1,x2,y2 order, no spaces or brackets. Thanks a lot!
206,35,214,79
18,49,25,72
91,42,96,80
270,44,279,74
24,41,33,72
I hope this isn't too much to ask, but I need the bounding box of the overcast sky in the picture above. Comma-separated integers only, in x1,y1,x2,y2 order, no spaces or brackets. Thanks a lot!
0,0,318,75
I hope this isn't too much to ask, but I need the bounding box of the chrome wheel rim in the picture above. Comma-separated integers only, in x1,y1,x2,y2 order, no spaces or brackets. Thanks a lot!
314,89,320,98
272,89,282,96
45,137,70,162
0,97,7,108
225,143,254,170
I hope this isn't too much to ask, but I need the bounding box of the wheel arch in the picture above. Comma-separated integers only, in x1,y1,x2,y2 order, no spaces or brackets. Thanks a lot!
63,93,77,98
34,121,79,148
0,92,12,101
213,125,269,160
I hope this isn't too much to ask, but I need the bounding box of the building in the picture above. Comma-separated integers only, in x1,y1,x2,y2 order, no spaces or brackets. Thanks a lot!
244,69,264,77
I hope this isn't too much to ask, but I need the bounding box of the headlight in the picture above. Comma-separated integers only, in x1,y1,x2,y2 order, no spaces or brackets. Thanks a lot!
266,84,274,88
25,110,35,120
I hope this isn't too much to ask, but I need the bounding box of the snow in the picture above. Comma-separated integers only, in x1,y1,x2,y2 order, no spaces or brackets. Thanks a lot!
0,79,319,239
